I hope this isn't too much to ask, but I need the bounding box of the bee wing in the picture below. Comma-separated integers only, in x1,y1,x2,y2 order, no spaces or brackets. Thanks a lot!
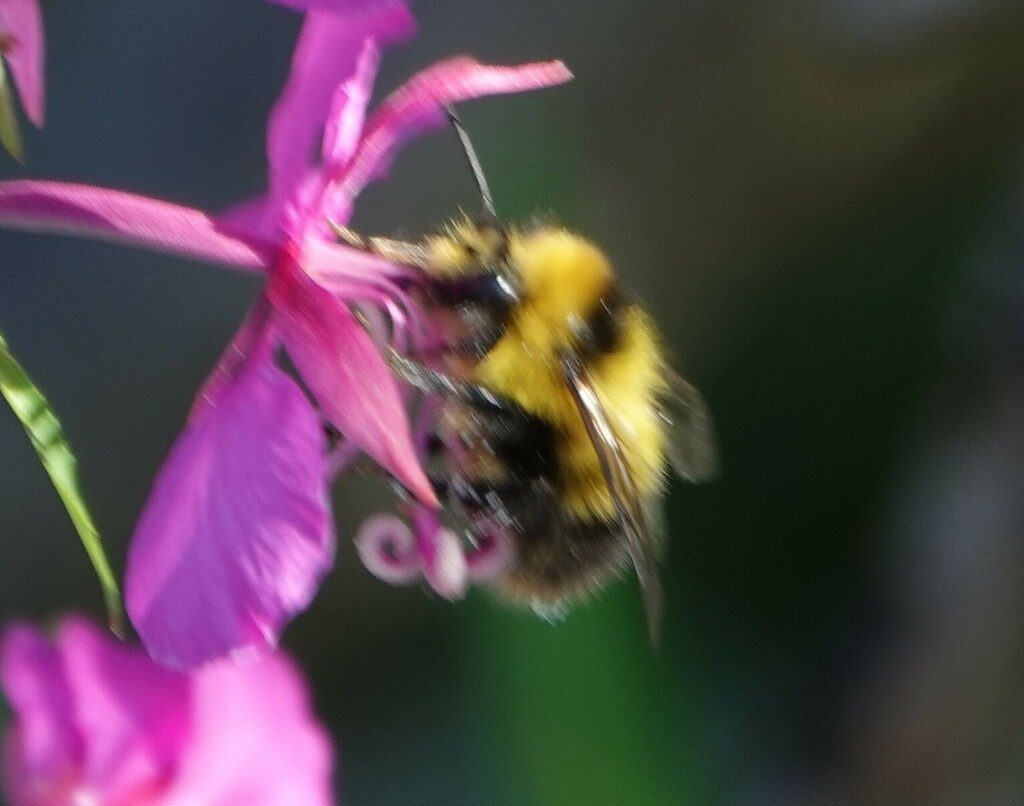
661,370,719,483
560,354,663,646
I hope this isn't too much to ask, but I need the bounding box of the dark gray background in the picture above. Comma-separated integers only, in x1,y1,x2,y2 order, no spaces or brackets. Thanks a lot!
3,1,1024,803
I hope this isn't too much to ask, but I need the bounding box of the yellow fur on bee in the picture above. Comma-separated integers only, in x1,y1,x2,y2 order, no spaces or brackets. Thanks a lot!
424,217,506,276
509,228,613,340
475,296,669,522
424,235,468,275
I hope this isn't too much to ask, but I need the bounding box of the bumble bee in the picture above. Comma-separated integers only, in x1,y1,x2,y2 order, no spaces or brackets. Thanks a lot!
340,110,716,642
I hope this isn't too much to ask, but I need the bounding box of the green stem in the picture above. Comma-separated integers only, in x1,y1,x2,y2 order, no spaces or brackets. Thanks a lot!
0,329,124,635
0,60,24,161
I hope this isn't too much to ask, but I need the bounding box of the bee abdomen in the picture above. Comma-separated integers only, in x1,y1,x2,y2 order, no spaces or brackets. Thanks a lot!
453,475,557,537
493,514,630,604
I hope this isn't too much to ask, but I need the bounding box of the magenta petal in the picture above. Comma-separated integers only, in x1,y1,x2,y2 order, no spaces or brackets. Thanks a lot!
0,623,82,800
188,296,271,424
322,58,573,221
216,193,281,243
162,653,333,806
126,344,335,670
301,234,419,288
269,0,409,14
0,0,44,126
0,181,277,270
56,618,189,803
1,620,334,805
263,7,414,235
320,30,380,171
268,252,438,508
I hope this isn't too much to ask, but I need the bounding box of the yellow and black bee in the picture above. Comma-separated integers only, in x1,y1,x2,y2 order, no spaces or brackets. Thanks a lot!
340,110,716,642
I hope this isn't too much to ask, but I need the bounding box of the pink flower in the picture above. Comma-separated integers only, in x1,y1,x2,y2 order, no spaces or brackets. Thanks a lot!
0,0,571,669
0,0,44,159
0,0,43,126
0,617,332,805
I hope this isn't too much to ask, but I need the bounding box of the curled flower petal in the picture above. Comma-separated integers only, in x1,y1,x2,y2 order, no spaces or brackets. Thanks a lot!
412,507,467,600
0,181,276,271
357,514,512,590
0,0,44,126
268,250,439,508
126,342,335,670
263,7,414,237
355,513,422,584
320,58,573,222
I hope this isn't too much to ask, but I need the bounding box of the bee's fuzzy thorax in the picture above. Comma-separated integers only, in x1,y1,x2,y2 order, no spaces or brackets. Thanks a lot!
509,227,613,330
475,293,670,522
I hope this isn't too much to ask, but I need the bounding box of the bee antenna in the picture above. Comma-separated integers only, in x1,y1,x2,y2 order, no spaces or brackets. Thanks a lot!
446,105,497,221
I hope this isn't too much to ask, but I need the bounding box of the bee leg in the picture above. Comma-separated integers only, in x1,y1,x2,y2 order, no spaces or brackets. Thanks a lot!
330,223,433,270
330,224,367,249
387,347,507,411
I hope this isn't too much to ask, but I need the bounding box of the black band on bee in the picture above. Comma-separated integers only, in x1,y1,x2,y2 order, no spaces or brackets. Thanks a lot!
428,271,517,308
428,269,518,359
440,394,559,535
445,394,558,478
451,320,507,360
484,406,559,479
574,286,628,357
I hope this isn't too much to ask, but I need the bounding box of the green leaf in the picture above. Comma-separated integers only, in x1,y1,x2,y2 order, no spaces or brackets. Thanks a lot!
0,329,124,635
0,61,24,162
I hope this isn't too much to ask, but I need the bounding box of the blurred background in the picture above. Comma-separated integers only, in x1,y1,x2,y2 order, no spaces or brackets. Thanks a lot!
3,1,1024,803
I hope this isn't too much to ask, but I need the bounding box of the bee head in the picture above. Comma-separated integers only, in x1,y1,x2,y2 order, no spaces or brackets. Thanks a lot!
422,218,507,278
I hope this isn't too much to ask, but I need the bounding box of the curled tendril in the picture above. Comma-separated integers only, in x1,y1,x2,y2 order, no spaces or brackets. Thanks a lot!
412,506,467,600
356,508,514,596
465,529,513,582
354,286,513,598
355,514,421,584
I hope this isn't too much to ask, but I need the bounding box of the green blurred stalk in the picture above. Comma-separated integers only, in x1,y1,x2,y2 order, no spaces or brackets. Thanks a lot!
0,329,124,634
457,124,708,806
0,61,23,161
463,589,707,806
